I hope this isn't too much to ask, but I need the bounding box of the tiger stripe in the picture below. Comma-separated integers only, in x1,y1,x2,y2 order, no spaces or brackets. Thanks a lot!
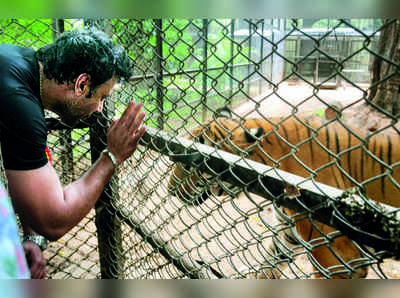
169,110,399,279
280,122,289,143
347,133,353,182
388,135,393,169
214,123,226,143
324,125,342,188
306,121,315,166
333,127,348,189
371,137,377,173
379,142,385,198
173,115,400,207
360,142,365,183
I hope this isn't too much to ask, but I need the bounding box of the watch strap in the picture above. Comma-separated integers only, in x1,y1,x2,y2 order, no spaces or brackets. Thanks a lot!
102,149,118,169
23,235,48,251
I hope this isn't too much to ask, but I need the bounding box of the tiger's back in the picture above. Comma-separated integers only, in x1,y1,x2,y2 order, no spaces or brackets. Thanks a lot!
175,114,400,207
167,110,400,278
245,116,400,207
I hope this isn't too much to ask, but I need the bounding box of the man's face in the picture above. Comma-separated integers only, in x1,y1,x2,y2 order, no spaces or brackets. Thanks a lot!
59,76,118,125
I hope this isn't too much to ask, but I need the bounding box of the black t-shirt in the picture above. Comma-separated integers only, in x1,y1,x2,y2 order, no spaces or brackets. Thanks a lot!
0,44,48,170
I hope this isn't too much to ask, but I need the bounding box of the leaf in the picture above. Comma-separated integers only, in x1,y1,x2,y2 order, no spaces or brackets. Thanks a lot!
315,108,325,118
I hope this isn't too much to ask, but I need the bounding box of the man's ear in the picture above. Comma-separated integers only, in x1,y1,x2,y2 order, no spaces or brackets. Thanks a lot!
74,74,91,97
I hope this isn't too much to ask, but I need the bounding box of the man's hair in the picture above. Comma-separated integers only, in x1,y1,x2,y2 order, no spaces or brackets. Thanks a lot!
36,27,133,90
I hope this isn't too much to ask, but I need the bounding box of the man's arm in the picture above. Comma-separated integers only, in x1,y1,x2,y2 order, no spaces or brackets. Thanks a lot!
6,101,146,241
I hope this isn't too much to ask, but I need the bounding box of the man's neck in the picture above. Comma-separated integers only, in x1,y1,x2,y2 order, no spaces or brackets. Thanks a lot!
39,63,74,113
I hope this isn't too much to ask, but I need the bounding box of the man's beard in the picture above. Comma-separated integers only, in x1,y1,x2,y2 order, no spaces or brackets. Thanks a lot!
52,101,87,127
60,114,83,126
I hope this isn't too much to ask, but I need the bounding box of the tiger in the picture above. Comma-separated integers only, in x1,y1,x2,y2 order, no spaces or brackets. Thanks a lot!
167,106,400,279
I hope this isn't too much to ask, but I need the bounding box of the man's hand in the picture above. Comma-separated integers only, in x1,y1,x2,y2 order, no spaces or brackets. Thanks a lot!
7,102,146,241
106,101,146,166
23,241,46,279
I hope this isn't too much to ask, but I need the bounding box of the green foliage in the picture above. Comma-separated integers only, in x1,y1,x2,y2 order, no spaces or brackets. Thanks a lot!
0,19,53,48
1,18,380,134
112,19,155,63
0,18,83,48
111,18,256,131
308,18,383,31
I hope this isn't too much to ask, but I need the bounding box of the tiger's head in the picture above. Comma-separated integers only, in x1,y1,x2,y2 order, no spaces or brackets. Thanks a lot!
168,107,265,205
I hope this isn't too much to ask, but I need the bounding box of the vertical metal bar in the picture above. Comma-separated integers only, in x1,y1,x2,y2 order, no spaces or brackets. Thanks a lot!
259,19,264,94
248,19,252,96
56,19,64,34
51,19,64,40
58,20,73,184
155,19,164,129
84,18,123,279
271,19,275,85
296,38,300,83
51,19,74,185
229,19,235,106
51,19,56,40
201,19,208,121
90,106,123,279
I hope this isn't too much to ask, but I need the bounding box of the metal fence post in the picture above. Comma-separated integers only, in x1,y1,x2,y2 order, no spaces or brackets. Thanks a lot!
90,111,123,279
201,19,208,121
229,20,234,103
51,19,74,184
85,18,124,279
259,19,265,94
155,19,164,130
248,19,252,95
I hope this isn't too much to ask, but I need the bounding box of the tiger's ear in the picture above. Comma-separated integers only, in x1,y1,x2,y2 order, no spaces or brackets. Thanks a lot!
215,107,232,118
244,127,264,143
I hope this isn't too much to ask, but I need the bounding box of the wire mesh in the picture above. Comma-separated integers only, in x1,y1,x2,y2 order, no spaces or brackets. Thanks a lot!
2,18,400,279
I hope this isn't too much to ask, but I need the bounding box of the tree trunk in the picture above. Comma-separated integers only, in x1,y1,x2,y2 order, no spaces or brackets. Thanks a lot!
368,19,400,116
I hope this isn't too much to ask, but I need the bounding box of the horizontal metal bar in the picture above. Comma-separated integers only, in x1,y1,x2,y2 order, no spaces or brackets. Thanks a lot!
128,63,254,82
116,206,222,279
45,116,98,131
140,126,400,258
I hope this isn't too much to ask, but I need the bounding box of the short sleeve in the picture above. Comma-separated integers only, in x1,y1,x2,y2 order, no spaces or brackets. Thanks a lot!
0,90,48,170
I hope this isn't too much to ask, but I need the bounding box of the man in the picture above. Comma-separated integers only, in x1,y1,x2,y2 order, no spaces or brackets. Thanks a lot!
0,28,146,278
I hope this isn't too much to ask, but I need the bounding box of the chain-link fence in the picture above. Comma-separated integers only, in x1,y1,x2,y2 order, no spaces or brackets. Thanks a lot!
1,18,400,279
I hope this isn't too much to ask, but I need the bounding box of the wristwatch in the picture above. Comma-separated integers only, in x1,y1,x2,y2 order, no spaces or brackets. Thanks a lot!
23,235,48,251
102,148,118,169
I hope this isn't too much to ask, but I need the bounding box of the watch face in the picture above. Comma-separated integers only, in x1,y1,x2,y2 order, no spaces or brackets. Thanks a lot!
38,237,48,250
42,239,48,250
24,236,48,251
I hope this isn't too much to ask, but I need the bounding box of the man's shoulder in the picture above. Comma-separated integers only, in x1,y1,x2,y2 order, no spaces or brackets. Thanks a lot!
0,44,33,55
0,44,39,101
0,44,36,70
0,44,21,52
